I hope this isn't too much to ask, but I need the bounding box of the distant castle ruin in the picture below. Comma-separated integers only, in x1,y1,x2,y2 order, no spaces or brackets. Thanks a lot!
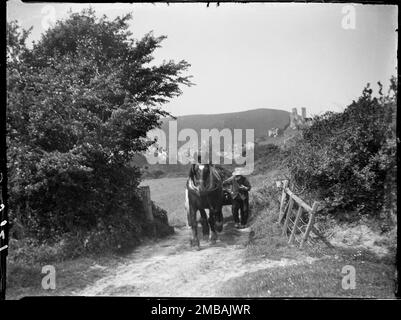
266,107,312,139
289,107,312,129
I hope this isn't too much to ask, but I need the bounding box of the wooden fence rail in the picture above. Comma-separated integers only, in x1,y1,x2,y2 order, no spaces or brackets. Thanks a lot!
277,180,332,249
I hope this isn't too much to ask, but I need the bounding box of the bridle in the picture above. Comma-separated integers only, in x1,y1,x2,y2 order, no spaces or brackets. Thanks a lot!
187,164,221,195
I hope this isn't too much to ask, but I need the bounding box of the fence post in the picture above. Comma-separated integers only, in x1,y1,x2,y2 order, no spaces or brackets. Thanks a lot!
278,180,288,223
288,206,303,244
300,202,319,249
139,186,154,222
282,197,294,236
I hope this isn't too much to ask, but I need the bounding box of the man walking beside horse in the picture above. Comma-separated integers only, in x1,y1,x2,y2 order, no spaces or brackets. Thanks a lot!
223,168,251,229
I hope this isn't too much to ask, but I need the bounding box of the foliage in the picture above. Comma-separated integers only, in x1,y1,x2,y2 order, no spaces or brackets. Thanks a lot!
152,202,175,237
249,180,280,213
284,78,397,219
7,10,192,246
253,143,287,175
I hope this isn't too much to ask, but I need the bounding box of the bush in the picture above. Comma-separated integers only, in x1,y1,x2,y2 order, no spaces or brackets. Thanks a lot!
284,79,397,220
9,212,146,263
8,237,66,265
152,202,169,225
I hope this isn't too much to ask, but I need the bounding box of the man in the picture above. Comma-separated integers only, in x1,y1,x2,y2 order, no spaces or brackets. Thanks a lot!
223,167,251,229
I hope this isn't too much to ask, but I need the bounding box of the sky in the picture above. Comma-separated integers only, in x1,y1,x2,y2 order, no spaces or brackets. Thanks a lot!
7,1,398,117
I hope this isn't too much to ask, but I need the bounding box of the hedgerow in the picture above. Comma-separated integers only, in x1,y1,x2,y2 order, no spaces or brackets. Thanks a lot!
284,78,397,221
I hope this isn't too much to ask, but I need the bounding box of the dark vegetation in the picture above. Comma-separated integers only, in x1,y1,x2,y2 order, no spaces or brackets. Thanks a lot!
284,80,397,224
6,9,192,265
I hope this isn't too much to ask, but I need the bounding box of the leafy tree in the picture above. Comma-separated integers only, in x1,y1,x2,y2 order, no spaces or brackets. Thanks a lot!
7,9,192,246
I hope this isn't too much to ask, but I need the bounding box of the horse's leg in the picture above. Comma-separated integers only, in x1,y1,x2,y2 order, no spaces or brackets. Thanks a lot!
208,210,218,244
189,205,200,250
215,206,224,233
199,209,210,241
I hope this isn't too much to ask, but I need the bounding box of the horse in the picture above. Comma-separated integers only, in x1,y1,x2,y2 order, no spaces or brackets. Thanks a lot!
185,163,224,249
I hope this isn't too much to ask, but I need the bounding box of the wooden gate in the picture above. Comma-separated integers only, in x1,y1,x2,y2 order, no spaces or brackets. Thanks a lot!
278,180,332,249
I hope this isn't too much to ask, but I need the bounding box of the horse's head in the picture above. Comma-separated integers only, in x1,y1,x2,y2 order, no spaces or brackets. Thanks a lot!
188,161,222,195
191,163,211,193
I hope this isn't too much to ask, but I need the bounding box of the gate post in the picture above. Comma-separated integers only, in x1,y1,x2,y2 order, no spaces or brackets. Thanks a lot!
139,186,156,237
278,180,289,223
139,186,154,222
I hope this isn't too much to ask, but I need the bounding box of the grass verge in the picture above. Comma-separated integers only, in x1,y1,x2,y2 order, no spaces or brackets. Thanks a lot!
218,249,396,297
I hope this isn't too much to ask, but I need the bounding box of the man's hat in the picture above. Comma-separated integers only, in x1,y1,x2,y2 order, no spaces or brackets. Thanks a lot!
232,167,247,176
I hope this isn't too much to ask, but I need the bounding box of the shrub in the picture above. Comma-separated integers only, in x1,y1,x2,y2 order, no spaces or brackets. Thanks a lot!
284,79,397,220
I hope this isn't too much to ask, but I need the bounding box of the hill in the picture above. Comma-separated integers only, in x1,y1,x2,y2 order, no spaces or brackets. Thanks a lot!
136,108,292,178
160,108,290,140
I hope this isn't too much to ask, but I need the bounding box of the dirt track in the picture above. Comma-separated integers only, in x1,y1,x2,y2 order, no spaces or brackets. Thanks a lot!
76,221,315,297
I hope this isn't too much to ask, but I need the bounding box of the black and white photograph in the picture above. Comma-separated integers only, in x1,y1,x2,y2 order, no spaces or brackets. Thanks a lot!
1,0,398,303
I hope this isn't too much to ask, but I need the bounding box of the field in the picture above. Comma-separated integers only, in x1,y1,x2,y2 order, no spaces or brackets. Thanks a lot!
141,177,188,226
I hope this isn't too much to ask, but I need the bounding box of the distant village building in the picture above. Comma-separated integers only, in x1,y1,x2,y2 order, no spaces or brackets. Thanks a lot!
268,127,279,137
